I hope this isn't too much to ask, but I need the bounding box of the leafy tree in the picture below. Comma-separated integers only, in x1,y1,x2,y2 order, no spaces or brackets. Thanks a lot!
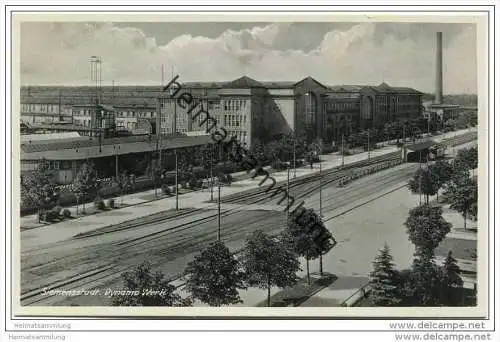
443,174,477,230
115,170,132,205
287,208,336,283
455,146,478,171
404,204,452,257
408,167,440,204
428,160,454,201
112,262,189,307
405,252,443,306
439,251,464,306
21,159,59,222
242,230,300,307
73,162,100,212
184,240,246,306
368,243,401,306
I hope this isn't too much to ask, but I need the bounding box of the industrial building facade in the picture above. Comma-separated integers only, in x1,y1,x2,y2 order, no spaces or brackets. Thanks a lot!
20,77,423,146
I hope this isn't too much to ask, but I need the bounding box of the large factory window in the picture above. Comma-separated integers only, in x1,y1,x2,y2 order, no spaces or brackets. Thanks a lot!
303,92,317,127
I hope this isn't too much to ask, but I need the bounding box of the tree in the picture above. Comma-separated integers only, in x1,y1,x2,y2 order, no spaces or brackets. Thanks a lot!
439,251,464,306
115,170,132,205
428,160,454,201
455,146,478,172
73,162,100,212
443,174,477,230
241,230,300,307
404,204,452,257
368,243,401,306
405,252,443,306
112,262,189,306
184,240,246,306
287,208,336,283
21,159,59,222
408,167,440,204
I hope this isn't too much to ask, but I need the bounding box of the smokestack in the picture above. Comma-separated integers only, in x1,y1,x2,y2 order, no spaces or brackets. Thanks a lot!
435,32,443,104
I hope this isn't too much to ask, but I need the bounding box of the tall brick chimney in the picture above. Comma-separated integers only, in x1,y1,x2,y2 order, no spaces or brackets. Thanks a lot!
435,32,443,104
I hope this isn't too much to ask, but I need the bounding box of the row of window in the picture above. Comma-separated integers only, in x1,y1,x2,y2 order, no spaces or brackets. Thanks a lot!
223,114,247,127
325,102,358,112
223,99,248,112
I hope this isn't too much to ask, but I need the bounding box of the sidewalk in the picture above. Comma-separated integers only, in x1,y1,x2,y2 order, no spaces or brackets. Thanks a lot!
20,128,475,248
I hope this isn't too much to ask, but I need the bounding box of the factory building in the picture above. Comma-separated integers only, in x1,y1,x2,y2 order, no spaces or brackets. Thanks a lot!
21,77,424,147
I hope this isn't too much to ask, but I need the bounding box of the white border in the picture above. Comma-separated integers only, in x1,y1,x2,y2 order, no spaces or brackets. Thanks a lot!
2,2,497,337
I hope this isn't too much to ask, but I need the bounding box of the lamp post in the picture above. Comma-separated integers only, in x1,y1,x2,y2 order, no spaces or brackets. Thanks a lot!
286,162,290,222
319,157,323,218
293,135,297,179
210,147,214,202
175,149,179,211
217,182,221,241
113,145,120,180
367,130,371,160
341,133,345,168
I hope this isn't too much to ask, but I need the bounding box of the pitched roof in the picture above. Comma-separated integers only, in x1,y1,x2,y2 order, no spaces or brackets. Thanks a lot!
260,81,297,89
226,76,265,88
294,76,328,89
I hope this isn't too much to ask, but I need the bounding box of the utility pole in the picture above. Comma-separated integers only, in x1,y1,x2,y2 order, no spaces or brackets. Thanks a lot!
114,145,120,180
419,170,422,206
175,149,179,211
210,147,214,201
419,150,422,205
402,125,406,163
286,163,290,221
293,134,297,179
367,130,371,160
341,133,345,167
217,183,221,241
319,159,323,218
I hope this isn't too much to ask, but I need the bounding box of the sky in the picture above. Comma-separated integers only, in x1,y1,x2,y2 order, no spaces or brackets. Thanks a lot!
20,22,477,94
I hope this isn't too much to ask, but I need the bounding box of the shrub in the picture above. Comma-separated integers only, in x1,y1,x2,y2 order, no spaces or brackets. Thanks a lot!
38,211,46,222
52,205,63,215
161,184,171,196
62,209,72,218
189,177,198,189
273,161,289,171
94,197,106,211
217,173,232,185
45,210,59,222
107,198,115,209
181,181,188,189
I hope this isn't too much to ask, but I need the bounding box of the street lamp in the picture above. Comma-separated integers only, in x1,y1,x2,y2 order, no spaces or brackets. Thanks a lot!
367,130,371,160
210,146,214,202
218,182,221,241
319,155,323,218
341,133,345,168
286,161,291,222
175,149,179,211
293,134,297,179
113,145,120,180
